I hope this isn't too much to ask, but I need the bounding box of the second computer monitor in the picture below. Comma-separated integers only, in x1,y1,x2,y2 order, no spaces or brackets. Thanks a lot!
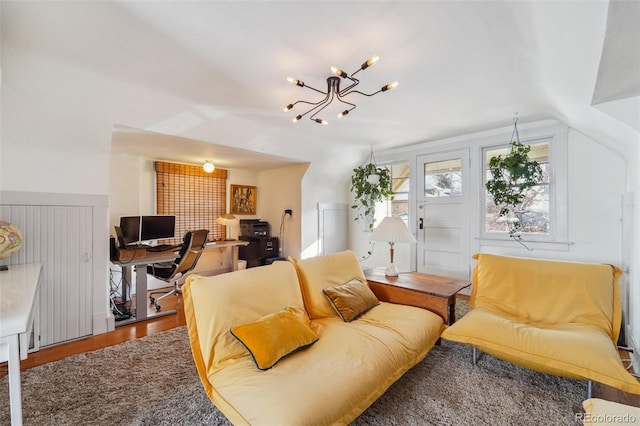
119,216,141,245
141,215,176,241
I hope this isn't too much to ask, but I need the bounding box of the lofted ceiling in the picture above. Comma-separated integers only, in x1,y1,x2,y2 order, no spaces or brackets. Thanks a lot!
3,1,639,170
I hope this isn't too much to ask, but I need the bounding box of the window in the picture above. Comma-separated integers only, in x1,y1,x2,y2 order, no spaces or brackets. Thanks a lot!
484,139,551,236
424,158,462,197
375,161,410,225
155,162,227,243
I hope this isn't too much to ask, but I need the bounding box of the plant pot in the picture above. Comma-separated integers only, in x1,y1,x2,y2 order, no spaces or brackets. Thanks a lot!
366,174,380,184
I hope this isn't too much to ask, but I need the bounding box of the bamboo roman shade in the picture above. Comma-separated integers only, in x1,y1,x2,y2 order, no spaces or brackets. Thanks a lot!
155,162,227,242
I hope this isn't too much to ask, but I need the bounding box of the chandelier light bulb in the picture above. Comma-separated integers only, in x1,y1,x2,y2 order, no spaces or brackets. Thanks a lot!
330,66,348,78
382,81,399,92
338,110,349,118
293,115,302,123
287,77,304,87
314,118,328,125
361,55,380,70
284,104,293,112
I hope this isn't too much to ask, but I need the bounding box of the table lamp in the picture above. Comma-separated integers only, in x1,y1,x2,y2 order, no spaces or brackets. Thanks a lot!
370,216,417,277
216,214,238,240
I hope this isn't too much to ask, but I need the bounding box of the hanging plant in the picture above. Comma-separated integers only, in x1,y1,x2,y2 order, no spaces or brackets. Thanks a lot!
351,149,394,230
485,120,543,238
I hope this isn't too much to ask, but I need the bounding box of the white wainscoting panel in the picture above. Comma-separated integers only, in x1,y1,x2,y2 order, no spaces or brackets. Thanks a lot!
1,205,93,347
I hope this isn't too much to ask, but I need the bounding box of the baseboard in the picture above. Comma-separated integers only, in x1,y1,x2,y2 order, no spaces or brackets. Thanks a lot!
93,311,114,335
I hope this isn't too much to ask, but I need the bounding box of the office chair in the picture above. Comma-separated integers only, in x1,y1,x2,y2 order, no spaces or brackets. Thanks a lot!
148,229,209,311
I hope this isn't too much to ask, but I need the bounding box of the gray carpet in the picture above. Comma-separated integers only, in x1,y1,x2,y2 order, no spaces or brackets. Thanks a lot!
1,303,586,425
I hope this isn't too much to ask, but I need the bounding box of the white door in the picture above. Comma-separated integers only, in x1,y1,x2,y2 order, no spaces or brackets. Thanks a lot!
416,150,471,279
318,203,348,255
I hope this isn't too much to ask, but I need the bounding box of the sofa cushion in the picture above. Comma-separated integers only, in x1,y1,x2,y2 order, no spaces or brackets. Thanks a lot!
442,305,640,395
183,261,307,374
322,278,380,322
230,307,319,370
290,250,367,319
470,253,622,341
209,302,445,425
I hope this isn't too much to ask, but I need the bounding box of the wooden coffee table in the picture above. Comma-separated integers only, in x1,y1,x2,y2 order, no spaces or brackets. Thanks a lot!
364,268,470,325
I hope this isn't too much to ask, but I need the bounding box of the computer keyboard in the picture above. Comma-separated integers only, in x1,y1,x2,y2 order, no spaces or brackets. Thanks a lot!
147,244,180,252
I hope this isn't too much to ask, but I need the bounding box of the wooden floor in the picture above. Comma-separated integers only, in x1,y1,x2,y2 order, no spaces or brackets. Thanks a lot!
1,288,186,376
2,291,639,408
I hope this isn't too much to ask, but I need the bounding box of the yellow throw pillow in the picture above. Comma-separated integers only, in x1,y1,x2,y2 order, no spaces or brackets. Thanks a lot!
323,278,380,322
229,307,319,370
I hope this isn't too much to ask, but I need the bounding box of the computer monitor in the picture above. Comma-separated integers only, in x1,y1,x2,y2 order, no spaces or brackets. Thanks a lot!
141,215,176,241
119,216,141,245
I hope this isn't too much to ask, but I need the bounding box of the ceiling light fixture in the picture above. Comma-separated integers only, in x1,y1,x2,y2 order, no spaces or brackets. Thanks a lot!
203,161,215,173
284,55,398,124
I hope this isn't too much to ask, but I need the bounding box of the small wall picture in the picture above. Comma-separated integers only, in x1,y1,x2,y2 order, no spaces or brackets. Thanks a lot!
230,184,257,215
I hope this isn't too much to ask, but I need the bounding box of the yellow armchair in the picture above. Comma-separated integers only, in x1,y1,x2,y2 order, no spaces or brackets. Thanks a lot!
442,253,640,396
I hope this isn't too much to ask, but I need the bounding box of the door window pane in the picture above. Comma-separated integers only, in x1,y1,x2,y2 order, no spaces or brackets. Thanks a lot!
424,159,462,197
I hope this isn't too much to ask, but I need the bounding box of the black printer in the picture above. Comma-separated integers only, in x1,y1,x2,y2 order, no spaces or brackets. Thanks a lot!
240,219,269,237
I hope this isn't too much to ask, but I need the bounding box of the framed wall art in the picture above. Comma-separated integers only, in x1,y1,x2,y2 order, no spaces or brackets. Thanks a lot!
230,184,257,215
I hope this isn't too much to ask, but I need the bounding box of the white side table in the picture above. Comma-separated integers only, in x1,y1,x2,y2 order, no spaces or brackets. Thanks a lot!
0,263,42,426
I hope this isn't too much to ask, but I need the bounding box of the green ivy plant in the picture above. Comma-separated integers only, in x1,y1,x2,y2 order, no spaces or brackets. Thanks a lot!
485,140,543,237
351,163,394,230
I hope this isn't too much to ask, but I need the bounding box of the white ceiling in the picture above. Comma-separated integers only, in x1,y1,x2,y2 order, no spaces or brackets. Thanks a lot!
4,1,639,170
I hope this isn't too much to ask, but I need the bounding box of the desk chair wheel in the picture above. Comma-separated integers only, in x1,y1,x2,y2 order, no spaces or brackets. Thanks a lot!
147,229,209,314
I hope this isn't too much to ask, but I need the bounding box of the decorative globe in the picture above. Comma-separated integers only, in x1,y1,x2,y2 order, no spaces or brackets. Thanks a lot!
0,221,23,260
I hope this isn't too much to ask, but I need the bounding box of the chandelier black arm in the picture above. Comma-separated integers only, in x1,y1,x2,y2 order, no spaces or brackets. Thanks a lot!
350,67,364,79
309,90,336,121
339,76,360,96
302,83,328,96
343,89,383,97
335,94,356,110
289,98,327,109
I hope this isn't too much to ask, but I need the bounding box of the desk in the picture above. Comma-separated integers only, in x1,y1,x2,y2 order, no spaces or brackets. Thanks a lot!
111,250,179,326
364,268,470,325
110,240,248,326
205,239,249,271
0,263,42,426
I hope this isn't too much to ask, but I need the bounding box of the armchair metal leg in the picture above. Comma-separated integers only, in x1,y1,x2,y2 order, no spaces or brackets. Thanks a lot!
587,380,593,399
472,347,478,366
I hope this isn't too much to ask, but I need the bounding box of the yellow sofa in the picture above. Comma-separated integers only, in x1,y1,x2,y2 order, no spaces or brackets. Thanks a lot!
442,253,640,396
182,250,445,425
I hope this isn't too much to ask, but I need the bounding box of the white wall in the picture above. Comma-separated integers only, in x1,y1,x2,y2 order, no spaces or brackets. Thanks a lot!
258,163,309,259
300,145,363,259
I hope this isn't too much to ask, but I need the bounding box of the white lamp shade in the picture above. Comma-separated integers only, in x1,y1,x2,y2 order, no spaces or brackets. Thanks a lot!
217,213,238,226
370,216,417,243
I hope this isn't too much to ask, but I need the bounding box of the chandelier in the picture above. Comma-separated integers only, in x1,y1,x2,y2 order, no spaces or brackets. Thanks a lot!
284,55,398,125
